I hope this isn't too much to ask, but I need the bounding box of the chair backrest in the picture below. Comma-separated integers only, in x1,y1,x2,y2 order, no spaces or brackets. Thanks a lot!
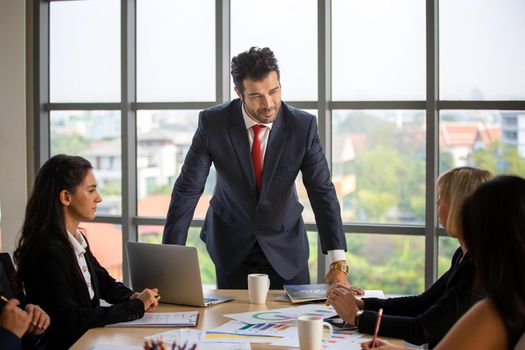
0,252,16,299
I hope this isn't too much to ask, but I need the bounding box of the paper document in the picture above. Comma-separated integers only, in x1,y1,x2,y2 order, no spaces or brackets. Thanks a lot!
107,311,198,327
146,329,250,350
270,330,363,349
359,290,385,299
224,303,337,324
212,320,297,337
89,345,143,350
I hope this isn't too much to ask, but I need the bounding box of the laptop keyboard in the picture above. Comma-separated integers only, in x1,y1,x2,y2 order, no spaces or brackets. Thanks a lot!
204,297,218,303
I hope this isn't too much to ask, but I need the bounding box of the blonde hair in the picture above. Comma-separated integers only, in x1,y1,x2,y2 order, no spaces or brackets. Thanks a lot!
437,167,493,236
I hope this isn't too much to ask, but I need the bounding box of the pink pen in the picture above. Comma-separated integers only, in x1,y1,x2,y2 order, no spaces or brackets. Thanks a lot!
371,308,383,348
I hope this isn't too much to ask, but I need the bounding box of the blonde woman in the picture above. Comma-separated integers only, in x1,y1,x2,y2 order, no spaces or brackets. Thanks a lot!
327,167,493,348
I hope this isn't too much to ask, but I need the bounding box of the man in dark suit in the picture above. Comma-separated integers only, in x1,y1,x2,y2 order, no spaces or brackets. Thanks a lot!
163,47,351,289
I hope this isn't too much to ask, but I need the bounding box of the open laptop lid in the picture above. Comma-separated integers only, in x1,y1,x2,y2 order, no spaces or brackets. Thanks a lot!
126,242,232,307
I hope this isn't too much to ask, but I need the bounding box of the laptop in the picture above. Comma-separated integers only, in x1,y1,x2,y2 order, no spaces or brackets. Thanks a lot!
126,242,233,307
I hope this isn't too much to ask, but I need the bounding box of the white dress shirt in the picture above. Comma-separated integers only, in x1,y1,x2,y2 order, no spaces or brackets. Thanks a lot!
68,229,95,299
241,104,346,267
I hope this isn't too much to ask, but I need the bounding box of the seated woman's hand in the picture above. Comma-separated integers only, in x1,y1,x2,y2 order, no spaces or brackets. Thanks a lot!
327,283,365,310
361,339,404,349
326,285,359,325
0,299,31,338
134,288,160,312
328,282,364,296
350,285,365,296
24,304,50,336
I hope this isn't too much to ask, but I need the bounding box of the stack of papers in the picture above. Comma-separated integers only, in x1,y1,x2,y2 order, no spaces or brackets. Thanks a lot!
107,311,198,327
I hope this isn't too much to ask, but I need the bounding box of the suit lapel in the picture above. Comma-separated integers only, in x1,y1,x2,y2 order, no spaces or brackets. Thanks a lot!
227,103,257,196
260,106,288,200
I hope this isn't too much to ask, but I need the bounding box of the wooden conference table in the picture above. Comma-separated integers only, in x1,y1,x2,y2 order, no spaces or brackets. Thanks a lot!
71,289,403,350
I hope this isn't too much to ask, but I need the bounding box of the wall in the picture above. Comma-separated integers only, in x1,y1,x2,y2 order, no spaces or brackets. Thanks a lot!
0,0,28,254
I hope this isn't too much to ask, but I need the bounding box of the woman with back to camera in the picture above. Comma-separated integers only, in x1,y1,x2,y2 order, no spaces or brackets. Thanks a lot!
14,155,160,349
326,167,492,348
362,175,525,349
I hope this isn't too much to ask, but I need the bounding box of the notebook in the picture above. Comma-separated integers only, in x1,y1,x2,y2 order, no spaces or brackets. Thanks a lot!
126,242,233,307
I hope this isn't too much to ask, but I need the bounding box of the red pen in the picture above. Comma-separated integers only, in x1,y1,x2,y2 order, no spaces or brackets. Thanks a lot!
371,308,383,348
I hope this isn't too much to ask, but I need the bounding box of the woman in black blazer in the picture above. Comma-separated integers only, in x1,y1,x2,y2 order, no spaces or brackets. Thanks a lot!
14,155,160,349
326,167,492,348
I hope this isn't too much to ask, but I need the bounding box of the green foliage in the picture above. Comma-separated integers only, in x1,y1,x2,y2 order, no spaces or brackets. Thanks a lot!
471,142,525,177
347,235,425,294
439,152,455,176
355,190,397,221
149,183,176,196
51,134,90,156
98,182,122,197
348,116,426,223
186,228,217,285
438,236,459,276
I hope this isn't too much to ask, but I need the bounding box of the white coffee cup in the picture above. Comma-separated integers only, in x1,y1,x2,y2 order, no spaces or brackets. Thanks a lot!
297,315,334,350
247,273,270,304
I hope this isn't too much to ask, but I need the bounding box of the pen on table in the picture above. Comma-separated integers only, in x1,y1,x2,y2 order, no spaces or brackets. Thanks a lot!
371,308,383,348
1,295,9,304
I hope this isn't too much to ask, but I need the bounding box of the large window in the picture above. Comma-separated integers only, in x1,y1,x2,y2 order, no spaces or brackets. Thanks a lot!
50,0,121,102
37,0,525,293
332,110,426,225
136,0,215,102
439,0,525,100
332,0,425,101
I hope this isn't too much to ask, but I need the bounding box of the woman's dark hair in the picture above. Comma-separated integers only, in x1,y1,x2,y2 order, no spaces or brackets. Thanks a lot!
231,47,280,93
14,154,93,289
461,175,525,333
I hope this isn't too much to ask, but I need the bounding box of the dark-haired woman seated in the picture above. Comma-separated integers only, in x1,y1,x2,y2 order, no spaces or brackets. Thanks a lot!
14,155,160,349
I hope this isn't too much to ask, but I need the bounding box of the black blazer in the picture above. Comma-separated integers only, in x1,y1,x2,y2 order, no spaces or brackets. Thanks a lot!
1,253,22,350
0,252,18,299
358,248,483,348
1,252,46,350
163,99,346,279
22,236,144,350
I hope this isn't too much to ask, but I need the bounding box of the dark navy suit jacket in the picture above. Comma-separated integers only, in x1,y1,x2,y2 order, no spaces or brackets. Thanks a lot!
163,99,346,279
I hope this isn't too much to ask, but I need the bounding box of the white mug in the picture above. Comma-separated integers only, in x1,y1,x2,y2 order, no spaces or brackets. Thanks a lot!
297,315,333,350
247,273,270,304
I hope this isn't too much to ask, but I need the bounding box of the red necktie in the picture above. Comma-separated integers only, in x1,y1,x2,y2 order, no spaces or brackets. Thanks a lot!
251,125,265,192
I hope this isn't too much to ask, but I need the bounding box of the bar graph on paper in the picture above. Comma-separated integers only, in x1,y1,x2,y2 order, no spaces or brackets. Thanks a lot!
207,320,298,339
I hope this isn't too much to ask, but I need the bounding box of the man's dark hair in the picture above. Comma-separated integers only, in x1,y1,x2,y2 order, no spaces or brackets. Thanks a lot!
231,47,280,93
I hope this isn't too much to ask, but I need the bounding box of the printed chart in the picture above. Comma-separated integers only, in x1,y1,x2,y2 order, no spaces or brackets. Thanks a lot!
201,320,297,343
224,303,337,324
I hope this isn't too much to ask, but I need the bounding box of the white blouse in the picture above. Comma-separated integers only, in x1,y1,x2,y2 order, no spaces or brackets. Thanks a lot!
67,229,95,299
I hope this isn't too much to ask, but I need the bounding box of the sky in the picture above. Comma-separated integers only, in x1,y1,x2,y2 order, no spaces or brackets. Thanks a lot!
49,0,525,103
